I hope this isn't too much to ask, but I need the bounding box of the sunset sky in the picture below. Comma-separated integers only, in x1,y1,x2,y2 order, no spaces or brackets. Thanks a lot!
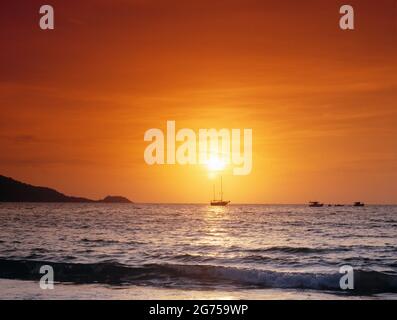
1,0,396,204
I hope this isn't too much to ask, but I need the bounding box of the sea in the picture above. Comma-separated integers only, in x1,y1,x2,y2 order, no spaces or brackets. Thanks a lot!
0,203,396,300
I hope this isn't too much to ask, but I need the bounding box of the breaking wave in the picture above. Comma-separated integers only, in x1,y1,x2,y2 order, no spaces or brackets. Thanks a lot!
1,258,396,294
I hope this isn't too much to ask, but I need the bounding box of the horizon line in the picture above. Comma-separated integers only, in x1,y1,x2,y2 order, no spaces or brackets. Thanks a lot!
111,202,397,206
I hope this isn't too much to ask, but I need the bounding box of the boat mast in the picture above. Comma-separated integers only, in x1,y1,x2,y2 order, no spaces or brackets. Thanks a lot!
220,175,223,201
213,184,215,201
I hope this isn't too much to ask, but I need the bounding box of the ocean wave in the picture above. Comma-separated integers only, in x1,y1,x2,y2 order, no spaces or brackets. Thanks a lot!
241,245,396,255
79,238,146,246
80,238,120,245
0,258,396,293
242,246,348,254
170,254,215,263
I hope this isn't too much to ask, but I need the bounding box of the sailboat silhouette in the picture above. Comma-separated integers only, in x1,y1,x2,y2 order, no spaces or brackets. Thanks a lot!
210,176,230,206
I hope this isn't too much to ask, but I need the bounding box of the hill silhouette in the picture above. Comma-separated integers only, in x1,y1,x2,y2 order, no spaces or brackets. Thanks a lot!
0,175,132,203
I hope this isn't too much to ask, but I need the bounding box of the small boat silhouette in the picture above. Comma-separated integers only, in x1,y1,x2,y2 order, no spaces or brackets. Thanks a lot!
309,201,324,207
353,202,365,207
210,176,230,206
210,200,230,206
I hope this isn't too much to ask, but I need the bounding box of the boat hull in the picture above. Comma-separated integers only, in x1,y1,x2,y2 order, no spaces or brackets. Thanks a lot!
210,201,230,206
309,202,324,207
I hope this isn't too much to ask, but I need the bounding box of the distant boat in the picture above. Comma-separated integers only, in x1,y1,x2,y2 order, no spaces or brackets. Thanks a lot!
210,176,230,206
309,201,324,207
211,200,230,206
353,202,365,207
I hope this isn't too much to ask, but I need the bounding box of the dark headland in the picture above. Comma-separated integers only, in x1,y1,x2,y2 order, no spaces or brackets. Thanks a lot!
0,175,133,203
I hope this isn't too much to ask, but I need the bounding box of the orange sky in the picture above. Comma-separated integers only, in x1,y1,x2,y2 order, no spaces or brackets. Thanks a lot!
1,0,396,203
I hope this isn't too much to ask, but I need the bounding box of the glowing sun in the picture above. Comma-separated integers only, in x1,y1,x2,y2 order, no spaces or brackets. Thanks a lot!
206,156,226,171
